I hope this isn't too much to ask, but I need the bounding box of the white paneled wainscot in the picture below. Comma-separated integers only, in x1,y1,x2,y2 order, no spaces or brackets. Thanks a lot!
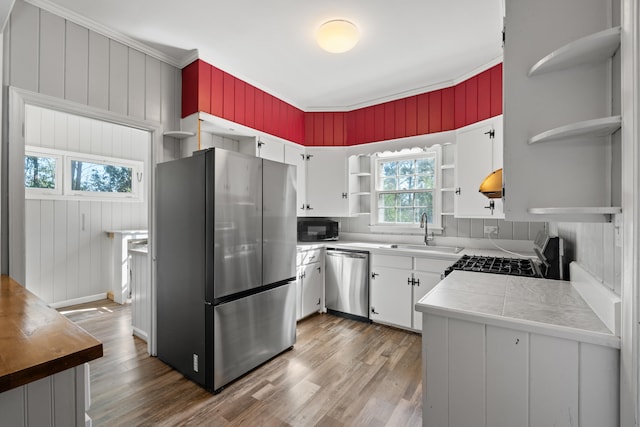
24,105,149,306
417,271,620,427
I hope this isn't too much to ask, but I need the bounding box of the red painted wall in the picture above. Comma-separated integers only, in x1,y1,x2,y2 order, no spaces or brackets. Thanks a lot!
182,60,502,147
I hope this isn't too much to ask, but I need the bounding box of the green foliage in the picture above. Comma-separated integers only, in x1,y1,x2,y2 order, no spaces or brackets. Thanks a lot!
376,155,436,224
25,155,56,189
71,160,132,193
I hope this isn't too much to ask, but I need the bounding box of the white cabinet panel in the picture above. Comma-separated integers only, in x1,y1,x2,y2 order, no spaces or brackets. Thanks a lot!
486,326,528,427
284,144,306,215
369,265,412,328
257,136,284,162
579,343,619,427
411,271,441,331
422,314,449,427
300,262,323,318
455,116,504,218
305,148,347,217
448,318,485,427
530,334,579,427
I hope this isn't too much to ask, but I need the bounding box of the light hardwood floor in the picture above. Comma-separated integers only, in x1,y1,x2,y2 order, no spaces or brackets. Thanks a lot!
62,300,422,426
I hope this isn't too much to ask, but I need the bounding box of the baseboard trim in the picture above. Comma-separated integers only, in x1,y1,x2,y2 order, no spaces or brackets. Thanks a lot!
49,293,109,309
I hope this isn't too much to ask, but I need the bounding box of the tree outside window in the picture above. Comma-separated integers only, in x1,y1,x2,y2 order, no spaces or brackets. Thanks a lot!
376,154,436,224
70,160,132,193
25,155,57,189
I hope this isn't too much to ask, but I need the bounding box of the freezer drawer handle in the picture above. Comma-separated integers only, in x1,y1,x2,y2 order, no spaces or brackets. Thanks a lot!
371,306,379,315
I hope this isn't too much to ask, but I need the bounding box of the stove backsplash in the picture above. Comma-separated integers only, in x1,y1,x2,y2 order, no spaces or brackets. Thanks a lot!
551,222,621,296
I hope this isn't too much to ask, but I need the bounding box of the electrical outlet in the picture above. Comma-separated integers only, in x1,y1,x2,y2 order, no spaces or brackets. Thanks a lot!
484,225,498,236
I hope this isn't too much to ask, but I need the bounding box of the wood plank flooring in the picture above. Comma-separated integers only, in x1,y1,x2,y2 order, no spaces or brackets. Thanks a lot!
61,300,422,426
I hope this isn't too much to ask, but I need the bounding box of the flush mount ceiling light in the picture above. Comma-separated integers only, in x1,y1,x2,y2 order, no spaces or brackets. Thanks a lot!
316,19,359,53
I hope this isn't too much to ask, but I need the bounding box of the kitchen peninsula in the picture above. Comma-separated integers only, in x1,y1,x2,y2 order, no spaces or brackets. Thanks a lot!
0,275,103,426
416,266,620,427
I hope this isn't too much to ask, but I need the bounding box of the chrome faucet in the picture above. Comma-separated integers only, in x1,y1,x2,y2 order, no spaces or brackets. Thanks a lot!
419,212,434,246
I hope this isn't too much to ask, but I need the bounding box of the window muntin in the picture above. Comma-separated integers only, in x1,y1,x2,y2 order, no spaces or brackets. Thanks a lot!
373,149,441,228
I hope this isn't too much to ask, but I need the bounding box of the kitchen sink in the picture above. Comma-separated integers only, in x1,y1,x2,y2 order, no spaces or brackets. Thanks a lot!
388,244,464,254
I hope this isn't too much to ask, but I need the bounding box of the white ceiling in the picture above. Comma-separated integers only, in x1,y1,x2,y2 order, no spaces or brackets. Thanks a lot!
33,0,504,111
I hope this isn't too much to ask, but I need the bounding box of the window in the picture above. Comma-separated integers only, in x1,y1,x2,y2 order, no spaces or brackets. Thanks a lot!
25,146,143,201
373,147,441,229
24,150,63,196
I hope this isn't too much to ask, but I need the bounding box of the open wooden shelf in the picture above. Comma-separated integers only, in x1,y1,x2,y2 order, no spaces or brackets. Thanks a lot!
528,26,621,76
528,116,621,144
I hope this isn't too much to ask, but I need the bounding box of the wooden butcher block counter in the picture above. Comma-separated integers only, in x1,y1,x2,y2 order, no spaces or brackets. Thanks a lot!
0,275,102,392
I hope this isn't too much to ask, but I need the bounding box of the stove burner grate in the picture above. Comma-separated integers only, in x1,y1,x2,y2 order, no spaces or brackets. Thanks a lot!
444,255,542,278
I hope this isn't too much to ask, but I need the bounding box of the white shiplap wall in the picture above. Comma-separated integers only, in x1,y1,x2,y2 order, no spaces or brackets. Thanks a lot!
4,0,182,288
24,105,149,305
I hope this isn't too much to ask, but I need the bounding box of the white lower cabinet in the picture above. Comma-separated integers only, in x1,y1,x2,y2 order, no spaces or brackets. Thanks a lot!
370,254,451,331
299,262,323,319
296,248,324,320
370,264,413,328
422,315,619,427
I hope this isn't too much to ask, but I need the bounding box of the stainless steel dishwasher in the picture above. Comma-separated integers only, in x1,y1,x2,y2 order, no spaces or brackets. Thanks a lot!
325,249,370,322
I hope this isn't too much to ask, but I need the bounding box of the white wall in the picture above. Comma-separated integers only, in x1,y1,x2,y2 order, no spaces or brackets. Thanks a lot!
2,0,182,278
24,105,149,305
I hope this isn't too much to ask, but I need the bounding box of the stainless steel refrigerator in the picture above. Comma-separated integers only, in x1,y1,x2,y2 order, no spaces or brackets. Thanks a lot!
156,148,297,392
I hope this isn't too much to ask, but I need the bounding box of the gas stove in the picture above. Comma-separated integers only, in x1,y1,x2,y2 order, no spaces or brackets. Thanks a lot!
443,230,565,280
443,254,542,278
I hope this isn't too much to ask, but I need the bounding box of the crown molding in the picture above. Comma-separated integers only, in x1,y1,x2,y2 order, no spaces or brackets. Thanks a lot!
25,0,185,68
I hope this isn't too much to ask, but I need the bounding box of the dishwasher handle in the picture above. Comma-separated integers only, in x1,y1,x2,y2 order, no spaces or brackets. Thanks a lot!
326,250,368,259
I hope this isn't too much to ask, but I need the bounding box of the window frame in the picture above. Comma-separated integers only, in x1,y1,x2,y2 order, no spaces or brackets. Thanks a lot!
370,146,442,232
24,147,63,198
25,145,144,202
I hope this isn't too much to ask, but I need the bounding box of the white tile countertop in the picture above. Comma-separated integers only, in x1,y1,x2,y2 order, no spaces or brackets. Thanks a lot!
415,270,620,349
297,240,536,260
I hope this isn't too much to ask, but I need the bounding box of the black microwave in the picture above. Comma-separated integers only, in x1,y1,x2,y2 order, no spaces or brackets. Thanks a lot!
297,218,339,242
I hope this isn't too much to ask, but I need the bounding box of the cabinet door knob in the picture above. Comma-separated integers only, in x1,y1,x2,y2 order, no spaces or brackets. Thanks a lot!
455,187,461,195
316,298,321,306
306,204,313,210
407,278,412,286
371,306,379,315
300,204,306,210
371,272,379,279
414,278,420,286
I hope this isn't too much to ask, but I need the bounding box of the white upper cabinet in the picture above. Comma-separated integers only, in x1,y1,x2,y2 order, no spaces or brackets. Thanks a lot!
284,143,307,216
503,0,621,222
455,116,504,218
304,147,348,217
251,135,285,163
